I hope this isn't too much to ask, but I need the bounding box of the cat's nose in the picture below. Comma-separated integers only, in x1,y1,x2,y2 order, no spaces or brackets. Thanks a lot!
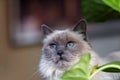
57,50,64,56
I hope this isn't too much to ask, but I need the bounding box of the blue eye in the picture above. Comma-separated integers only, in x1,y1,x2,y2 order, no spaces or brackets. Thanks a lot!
66,41,74,48
50,43,57,49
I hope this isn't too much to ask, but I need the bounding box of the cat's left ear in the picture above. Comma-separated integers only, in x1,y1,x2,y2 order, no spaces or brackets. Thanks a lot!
73,19,87,41
41,24,53,36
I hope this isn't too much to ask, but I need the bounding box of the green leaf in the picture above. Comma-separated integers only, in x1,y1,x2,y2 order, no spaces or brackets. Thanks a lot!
102,0,120,12
81,0,120,22
98,61,120,72
90,61,120,79
90,64,98,75
61,53,91,80
61,53,120,80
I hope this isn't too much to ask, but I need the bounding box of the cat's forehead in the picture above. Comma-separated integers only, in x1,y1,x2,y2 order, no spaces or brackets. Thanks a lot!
43,29,83,44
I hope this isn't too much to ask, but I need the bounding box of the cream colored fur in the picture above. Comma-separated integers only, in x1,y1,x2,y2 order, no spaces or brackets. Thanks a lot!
39,29,118,80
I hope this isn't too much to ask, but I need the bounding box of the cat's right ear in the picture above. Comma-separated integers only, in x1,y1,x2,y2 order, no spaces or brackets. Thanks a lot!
73,19,87,41
41,24,53,36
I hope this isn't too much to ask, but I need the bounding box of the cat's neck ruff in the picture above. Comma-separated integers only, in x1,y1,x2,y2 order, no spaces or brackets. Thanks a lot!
39,54,65,80
39,50,100,80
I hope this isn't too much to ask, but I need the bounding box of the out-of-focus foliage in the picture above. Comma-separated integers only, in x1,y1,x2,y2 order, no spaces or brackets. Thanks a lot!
61,53,120,80
102,0,120,12
81,0,120,22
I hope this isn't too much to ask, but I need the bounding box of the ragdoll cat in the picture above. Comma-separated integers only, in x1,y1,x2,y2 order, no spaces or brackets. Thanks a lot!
39,20,113,80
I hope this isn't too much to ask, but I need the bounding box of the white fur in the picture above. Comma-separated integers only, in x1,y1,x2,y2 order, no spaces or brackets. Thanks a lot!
39,54,64,80
39,29,116,80
39,50,113,80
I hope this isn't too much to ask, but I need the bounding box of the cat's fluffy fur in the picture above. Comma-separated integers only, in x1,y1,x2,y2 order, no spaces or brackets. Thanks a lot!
39,20,114,80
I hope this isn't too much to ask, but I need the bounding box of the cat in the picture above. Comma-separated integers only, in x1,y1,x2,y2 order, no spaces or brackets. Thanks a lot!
39,19,113,80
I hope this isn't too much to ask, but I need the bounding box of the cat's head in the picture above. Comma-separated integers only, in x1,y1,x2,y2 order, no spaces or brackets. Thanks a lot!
40,19,91,70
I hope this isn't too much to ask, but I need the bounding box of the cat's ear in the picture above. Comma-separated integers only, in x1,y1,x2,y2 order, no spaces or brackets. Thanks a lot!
41,24,53,36
73,19,87,41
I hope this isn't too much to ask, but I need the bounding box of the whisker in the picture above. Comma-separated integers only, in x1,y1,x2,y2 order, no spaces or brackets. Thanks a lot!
27,68,40,80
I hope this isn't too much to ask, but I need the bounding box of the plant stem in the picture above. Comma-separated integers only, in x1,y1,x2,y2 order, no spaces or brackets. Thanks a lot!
90,65,120,79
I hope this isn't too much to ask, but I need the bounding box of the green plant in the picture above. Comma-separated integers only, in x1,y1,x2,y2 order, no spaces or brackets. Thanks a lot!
102,0,120,12
81,0,120,22
61,53,120,80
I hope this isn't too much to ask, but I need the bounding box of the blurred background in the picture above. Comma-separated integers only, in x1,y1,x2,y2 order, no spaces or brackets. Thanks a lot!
0,0,120,80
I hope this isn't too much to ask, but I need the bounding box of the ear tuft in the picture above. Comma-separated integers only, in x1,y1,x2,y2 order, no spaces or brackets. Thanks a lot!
73,19,87,41
41,24,53,36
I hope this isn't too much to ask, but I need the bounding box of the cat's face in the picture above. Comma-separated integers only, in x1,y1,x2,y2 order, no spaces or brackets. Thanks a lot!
40,20,91,70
